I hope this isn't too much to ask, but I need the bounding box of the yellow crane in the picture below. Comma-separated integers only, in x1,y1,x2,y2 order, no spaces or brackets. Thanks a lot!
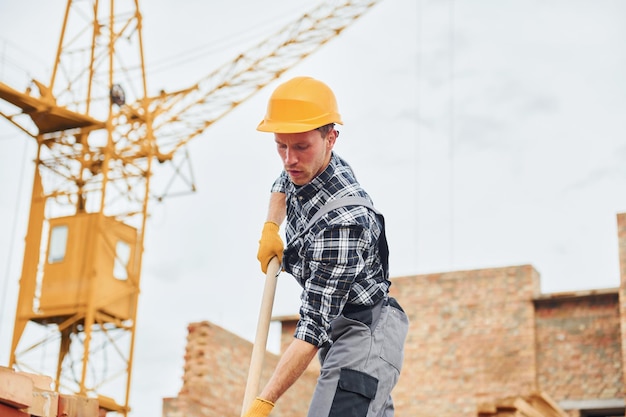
0,1,382,415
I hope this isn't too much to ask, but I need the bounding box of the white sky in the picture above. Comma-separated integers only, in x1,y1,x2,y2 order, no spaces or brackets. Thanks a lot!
1,1,625,416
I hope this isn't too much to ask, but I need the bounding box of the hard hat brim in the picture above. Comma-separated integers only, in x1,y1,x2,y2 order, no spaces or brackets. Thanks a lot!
256,118,343,134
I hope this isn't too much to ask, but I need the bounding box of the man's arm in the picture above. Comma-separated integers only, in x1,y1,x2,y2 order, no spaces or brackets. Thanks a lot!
259,338,319,403
266,191,286,225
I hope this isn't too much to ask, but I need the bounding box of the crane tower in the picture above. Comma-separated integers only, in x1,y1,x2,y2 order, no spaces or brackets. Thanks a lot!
0,0,382,415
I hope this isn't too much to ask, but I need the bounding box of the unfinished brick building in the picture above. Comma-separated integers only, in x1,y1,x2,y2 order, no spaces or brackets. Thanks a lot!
163,212,626,417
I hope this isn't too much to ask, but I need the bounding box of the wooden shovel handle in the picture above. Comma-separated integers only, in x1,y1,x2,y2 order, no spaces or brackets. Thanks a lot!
241,256,281,416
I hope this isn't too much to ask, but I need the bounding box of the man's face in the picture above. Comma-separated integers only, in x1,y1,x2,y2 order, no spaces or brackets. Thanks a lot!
274,128,337,186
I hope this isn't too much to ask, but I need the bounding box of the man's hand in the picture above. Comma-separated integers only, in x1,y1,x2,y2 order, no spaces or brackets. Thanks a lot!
257,221,283,273
242,397,274,417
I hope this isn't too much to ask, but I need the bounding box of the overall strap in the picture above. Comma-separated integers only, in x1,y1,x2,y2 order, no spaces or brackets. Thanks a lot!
304,196,389,274
304,196,379,232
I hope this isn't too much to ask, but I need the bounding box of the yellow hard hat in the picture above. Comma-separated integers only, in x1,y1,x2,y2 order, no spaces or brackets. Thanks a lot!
257,76,343,133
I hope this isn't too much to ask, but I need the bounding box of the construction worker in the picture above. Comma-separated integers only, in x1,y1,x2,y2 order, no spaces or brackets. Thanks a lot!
246,76,408,417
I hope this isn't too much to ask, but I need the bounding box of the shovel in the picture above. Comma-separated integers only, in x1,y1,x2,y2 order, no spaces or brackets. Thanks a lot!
241,256,281,416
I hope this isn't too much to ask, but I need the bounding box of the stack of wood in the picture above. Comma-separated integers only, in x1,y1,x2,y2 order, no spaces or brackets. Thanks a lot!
478,392,570,417
0,367,100,417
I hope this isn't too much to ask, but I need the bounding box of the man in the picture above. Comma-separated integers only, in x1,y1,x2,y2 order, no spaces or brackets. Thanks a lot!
244,76,408,417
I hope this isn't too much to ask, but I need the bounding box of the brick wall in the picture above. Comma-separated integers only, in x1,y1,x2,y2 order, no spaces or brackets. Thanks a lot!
534,290,622,401
618,212,626,399
164,213,626,417
162,321,316,417
389,265,541,416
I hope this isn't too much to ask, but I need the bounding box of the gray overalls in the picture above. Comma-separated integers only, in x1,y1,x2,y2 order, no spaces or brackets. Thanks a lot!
300,197,410,417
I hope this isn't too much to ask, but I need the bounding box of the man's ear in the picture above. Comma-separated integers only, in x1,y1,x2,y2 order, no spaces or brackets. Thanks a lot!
327,129,338,148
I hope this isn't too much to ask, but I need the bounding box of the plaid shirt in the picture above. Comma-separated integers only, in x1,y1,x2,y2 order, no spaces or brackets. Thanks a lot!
271,152,389,347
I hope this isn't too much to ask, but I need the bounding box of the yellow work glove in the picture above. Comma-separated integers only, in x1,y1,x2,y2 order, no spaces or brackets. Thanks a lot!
242,397,274,417
257,221,283,274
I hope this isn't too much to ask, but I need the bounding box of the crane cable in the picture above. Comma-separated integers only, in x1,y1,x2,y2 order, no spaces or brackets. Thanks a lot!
414,0,423,271
448,0,456,268
0,138,29,339
414,0,457,271
147,3,308,76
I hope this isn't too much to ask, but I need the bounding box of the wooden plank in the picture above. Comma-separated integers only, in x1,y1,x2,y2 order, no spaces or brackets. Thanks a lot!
0,403,30,417
0,367,34,409
58,394,100,417
26,387,59,417
16,372,53,391
494,397,519,412
527,392,570,417
512,397,546,417
477,400,497,415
